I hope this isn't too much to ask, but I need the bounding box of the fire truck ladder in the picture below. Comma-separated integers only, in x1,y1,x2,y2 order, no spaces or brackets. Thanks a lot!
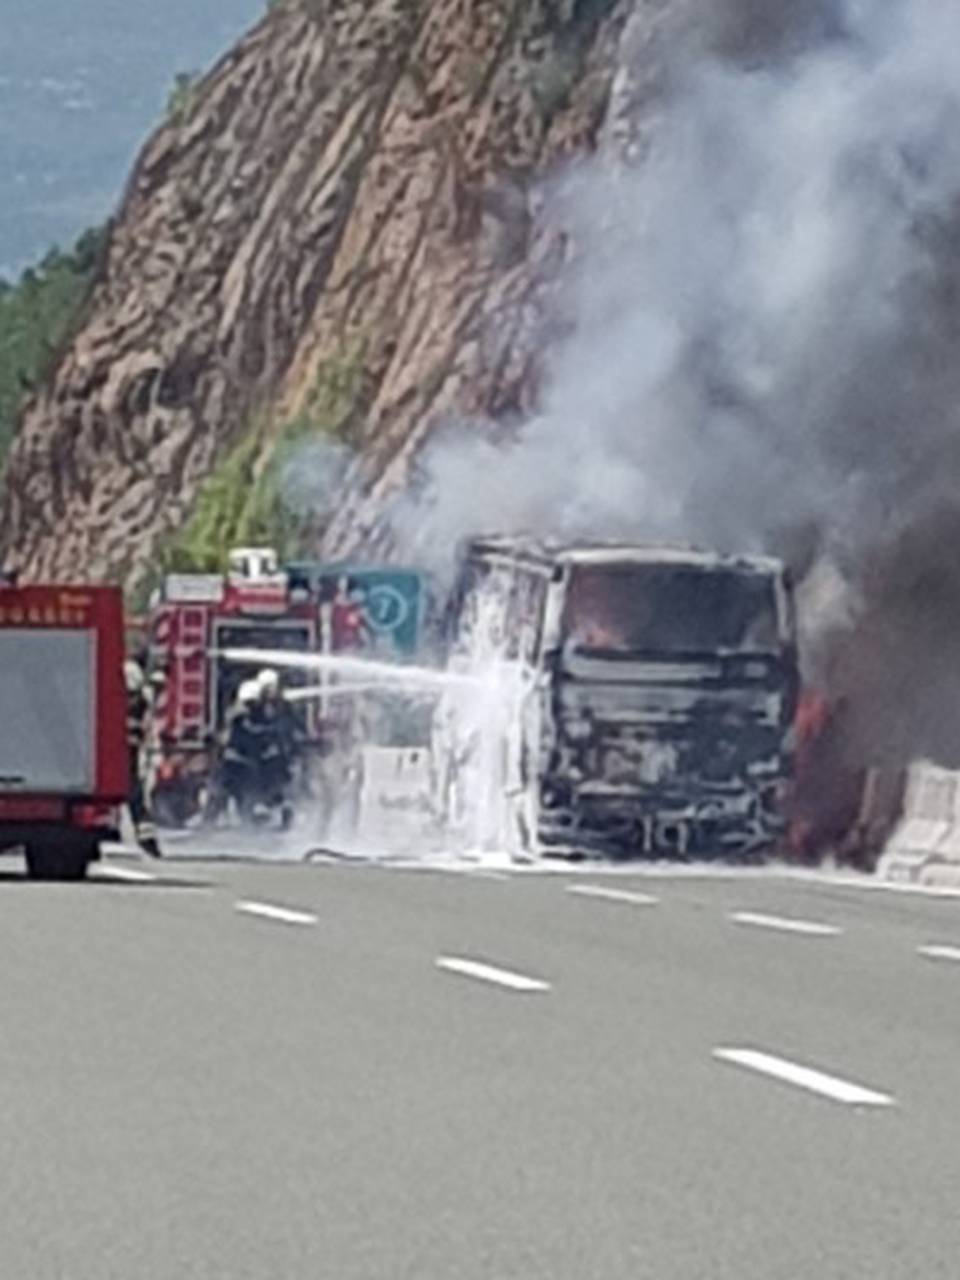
175,608,209,741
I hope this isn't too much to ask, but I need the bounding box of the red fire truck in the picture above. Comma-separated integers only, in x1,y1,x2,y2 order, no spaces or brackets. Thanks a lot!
145,549,321,825
0,582,128,879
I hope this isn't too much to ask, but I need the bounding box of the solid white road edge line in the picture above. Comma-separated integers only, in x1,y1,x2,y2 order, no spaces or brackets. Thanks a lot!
234,900,318,926
435,956,550,992
917,944,960,963
785,869,960,899
430,866,511,881
730,911,840,937
566,884,659,906
713,1048,895,1107
92,865,159,884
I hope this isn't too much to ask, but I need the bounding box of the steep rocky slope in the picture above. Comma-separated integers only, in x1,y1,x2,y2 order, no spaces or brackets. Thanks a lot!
0,0,646,585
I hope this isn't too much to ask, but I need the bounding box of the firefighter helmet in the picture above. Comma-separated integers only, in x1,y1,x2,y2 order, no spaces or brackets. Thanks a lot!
257,668,280,695
124,659,145,693
237,680,260,706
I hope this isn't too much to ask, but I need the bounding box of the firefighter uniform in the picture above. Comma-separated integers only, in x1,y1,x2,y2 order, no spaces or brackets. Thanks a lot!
256,670,297,828
219,681,264,819
257,671,300,769
125,660,162,857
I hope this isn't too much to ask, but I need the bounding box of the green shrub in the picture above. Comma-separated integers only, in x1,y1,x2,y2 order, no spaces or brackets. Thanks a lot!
300,338,368,441
0,227,104,458
528,47,581,122
166,71,200,125
160,427,300,574
162,340,369,575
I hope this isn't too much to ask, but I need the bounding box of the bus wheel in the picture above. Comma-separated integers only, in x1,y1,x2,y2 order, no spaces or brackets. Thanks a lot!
26,837,92,882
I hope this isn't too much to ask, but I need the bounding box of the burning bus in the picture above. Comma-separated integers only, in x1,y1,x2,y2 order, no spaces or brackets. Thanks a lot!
438,537,799,859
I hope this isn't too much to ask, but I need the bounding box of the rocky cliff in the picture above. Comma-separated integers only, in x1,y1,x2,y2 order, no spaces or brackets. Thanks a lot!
0,0,651,585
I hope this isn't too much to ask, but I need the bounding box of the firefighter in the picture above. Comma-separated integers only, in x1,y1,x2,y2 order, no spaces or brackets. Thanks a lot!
257,667,282,710
125,659,162,858
141,668,167,810
256,669,297,827
258,668,302,758
219,680,264,821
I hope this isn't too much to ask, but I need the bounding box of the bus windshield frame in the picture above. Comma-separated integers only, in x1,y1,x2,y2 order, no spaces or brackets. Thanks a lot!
560,561,784,658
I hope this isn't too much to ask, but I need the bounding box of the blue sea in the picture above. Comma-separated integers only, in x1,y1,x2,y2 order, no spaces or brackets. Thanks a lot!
0,0,263,278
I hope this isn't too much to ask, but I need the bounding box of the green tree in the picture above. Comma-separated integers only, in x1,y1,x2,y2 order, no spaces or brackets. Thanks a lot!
0,227,105,458
167,71,200,124
163,340,369,574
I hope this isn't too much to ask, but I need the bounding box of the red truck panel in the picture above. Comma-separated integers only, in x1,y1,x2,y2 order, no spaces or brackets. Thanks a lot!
150,595,318,749
0,585,128,803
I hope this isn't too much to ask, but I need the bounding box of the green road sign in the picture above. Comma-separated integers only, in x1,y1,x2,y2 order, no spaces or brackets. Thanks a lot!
286,563,426,656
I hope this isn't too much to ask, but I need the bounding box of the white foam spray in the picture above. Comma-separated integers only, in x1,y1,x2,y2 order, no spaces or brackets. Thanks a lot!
221,636,528,860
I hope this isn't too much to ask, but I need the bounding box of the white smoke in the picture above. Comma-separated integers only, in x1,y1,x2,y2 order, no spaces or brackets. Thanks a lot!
280,437,352,522
384,0,960,759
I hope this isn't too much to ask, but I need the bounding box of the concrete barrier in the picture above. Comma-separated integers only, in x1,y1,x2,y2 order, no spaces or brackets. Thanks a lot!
877,762,957,883
356,746,434,845
913,774,960,889
840,767,905,871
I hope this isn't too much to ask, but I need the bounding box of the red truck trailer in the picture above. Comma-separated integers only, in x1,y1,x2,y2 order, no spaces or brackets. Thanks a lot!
0,583,128,879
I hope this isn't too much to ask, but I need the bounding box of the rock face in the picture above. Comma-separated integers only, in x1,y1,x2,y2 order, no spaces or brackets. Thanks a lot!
0,0,641,584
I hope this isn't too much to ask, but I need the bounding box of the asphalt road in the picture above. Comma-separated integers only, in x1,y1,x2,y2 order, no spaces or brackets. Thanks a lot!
1,849,959,1279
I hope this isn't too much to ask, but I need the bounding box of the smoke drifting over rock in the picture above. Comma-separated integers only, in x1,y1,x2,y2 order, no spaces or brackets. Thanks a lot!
391,0,960,767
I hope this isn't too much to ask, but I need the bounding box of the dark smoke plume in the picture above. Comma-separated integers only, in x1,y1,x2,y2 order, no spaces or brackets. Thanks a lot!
701,0,846,66
383,0,960,767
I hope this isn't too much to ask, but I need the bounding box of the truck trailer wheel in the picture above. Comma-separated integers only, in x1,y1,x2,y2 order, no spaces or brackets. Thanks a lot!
25,837,93,882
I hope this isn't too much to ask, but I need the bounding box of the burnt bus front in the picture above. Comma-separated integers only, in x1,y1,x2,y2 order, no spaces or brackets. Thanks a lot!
536,552,798,859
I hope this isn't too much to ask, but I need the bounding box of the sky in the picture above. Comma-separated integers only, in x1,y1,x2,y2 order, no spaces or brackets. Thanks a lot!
0,0,264,279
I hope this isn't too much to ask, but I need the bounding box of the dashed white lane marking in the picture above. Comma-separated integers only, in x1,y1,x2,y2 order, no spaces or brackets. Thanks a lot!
917,944,960,963
730,911,840,937
435,956,550,993
713,1048,895,1107
234,900,317,926
93,865,159,884
566,884,659,906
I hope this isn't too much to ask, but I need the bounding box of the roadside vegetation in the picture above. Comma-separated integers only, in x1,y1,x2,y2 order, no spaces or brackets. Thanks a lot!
161,340,369,577
160,420,309,576
166,71,201,125
0,227,104,458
